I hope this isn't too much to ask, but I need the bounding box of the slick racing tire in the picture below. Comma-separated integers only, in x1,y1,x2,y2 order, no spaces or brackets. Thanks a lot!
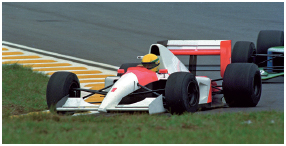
165,72,200,114
46,71,80,115
223,63,262,107
256,30,284,67
232,41,255,63
117,63,139,76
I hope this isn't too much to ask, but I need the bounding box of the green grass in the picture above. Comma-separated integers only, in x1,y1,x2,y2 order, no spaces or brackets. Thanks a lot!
2,64,284,144
2,64,49,117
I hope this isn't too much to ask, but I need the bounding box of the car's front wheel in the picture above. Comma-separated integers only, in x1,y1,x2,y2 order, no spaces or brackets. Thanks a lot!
165,72,200,114
46,71,80,115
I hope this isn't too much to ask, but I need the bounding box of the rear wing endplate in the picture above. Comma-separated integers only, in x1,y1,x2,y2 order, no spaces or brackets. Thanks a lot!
157,40,231,77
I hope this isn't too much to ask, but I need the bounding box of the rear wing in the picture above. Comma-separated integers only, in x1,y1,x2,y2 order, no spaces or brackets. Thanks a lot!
157,40,231,77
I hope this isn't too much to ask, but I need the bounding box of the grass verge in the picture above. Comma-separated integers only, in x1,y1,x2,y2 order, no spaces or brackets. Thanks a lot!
2,64,284,144
2,63,49,117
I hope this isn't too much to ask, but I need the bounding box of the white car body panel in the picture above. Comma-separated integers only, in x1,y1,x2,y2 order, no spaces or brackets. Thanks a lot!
164,40,224,50
196,76,211,104
149,44,189,74
98,72,139,112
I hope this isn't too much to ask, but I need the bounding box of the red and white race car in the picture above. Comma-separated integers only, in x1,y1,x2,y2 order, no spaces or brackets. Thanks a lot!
46,40,262,115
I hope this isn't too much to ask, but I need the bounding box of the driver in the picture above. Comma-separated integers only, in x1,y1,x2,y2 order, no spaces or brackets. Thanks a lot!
141,54,160,72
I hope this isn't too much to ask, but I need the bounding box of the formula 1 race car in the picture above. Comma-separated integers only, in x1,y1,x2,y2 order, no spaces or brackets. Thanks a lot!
46,39,262,115
232,30,284,82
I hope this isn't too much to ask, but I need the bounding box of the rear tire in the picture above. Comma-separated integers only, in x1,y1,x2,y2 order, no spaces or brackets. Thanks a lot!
165,72,200,114
256,30,284,67
223,63,261,107
46,71,80,115
232,41,255,63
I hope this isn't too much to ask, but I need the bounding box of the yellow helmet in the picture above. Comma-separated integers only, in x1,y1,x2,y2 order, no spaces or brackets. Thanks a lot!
141,54,160,72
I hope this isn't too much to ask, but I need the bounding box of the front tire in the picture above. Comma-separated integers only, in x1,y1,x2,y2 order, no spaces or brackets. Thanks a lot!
165,72,200,114
46,71,80,114
223,63,261,107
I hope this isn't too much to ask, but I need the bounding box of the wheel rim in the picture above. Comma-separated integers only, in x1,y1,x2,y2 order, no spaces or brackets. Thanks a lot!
253,82,258,96
253,73,261,97
187,81,198,106
69,81,80,97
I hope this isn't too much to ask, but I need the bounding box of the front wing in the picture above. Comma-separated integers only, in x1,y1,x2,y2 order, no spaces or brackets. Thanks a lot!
56,94,166,114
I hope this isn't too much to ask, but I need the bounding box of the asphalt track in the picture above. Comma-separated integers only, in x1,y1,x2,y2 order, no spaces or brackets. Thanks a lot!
2,2,284,114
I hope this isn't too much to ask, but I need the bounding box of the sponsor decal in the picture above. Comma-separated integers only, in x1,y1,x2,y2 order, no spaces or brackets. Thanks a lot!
111,88,117,92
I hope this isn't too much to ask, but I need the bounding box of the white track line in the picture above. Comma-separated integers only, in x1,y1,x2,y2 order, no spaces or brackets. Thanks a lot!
2,41,119,70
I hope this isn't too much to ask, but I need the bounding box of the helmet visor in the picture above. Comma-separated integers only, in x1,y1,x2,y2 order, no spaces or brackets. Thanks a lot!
142,62,159,69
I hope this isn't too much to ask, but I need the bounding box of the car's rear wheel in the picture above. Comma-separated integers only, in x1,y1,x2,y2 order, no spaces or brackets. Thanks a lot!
223,63,261,107
256,30,284,67
232,41,255,63
165,72,199,114
46,71,80,115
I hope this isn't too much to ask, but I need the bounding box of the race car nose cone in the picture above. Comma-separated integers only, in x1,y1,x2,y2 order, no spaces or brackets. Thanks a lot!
98,72,139,112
